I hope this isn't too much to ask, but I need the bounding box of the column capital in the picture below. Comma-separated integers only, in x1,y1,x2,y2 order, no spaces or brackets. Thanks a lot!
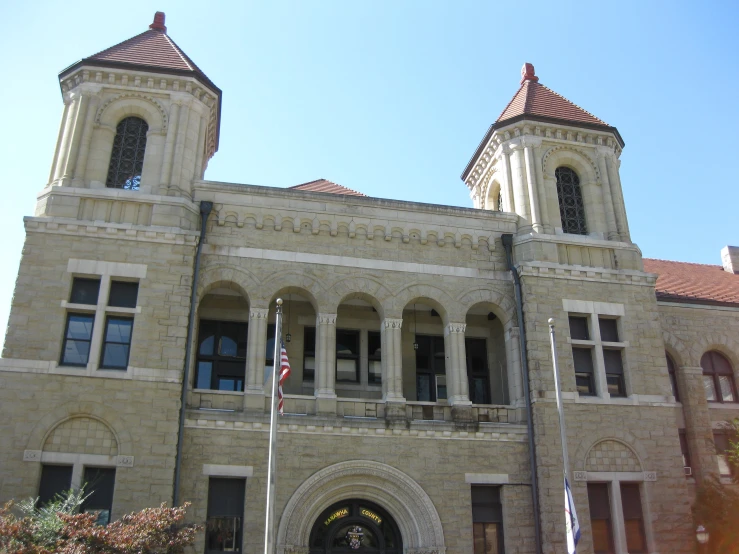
249,308,269,320
445,322,466,335
317,313,337,325
520,136,543,148
383,318,403,329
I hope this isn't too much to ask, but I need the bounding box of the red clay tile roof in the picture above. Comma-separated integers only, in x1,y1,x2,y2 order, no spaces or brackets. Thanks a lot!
496,80,609,127
289,179,367,197
58,14,219,95
643,259,739,306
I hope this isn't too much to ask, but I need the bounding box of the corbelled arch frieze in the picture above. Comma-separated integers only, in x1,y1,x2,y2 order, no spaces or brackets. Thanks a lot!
277,460,445,553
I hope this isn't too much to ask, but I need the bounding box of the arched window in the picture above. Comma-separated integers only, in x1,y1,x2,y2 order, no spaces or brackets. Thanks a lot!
666,352,679,401
106,116,148,190
497,190,503,212
701,351,737,403
555,166,587,234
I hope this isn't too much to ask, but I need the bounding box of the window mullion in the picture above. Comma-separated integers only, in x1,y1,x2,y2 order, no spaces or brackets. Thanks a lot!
88,276,111,370
591,318,609,398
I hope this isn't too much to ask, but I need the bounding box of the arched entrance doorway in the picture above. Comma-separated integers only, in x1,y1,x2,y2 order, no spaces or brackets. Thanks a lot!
309,500,402,553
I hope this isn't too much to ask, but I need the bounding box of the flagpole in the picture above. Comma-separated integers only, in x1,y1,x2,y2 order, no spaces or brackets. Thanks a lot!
549,317,580,553
264,298,283,554
548,318,571,479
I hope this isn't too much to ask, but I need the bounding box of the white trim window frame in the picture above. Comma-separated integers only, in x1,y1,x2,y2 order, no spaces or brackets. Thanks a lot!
563,300,629,400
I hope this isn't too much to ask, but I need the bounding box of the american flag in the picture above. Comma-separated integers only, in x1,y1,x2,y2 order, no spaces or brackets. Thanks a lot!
277,340,291,415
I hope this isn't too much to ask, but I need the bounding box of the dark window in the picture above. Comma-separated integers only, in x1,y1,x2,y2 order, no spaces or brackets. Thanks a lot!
206,478,245,554
38,465,73,508
471,486,504,554
100,317,133,369
620,484,647,553
497,190,503,212
303,327,316,382
556,166,587,235
679,430,691,474
61,313,95,366
108,281,139,308
368,331,382,384
70,278,100,305
466,338,490,404
701,351,736,403
714,431,734,476
569,316,590,340
336,329,360,383
106,116,148,190
415,335,446,402
81,467,116,525
603,349,626,397
587,483,614,554
264,323,277,373
195,320,247,391
572,347,595,396
598,318,619,342
666,353,680,401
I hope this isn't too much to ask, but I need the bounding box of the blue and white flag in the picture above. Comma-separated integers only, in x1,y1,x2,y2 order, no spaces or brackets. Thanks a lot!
565,477,581,554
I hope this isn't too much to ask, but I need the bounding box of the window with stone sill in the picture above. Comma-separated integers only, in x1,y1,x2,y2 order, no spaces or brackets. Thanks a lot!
61,278,139,368
568,313,627,399
701,351,737,403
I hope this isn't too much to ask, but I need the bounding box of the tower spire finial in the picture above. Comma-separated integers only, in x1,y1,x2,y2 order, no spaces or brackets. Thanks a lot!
520,62,539,85
149,12,167,32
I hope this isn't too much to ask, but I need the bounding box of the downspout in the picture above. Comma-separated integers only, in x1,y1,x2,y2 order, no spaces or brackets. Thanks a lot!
173,200,213,507
501,233,542,554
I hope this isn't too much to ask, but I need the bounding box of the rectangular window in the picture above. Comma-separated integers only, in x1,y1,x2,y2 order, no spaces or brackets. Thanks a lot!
206,478,245,554
569,316,590,340
108,281,139,308
598,318,619,342
70,278,101,305
99,317,133,369
603,349,625,397
303,327,316,382
471,485,504,554
714,432,732,476
195,320,247,391
679,430,691,475
38,465,73,508
620,484,647,553
81,467,116,525
587,483,614,554
61,313,95,366
466,338,490,404
415,335,446,401
572,347,595,395
336,329,360,383
368,331,382,384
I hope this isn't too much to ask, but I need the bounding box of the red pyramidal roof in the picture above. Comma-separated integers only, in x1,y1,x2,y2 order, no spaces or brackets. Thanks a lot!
59,12,219,95
289,179,366,197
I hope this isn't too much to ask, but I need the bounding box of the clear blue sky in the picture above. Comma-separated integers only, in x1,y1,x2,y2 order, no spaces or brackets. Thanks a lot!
0,0,737,343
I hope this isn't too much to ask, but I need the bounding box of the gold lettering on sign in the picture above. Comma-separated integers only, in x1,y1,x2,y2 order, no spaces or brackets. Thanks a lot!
324,507,349,526
360,508,382,525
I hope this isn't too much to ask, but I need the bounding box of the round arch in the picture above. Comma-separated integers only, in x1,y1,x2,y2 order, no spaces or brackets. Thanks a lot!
197,265,256,305
326,276,391,320
457,287,516,327
390,283,456,324
690,332,739,370
541,146,599,183
257,271,326,313
96,94,168,135
277,460,445,553
572,429,648,473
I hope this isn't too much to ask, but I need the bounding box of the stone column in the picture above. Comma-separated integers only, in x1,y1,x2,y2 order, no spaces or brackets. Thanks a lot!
60,94,90,186
71,94,100,187
382,318,405,402
596,148,619,240
169,101,191,194
500,146,516,212
605,155,631,241
677,366,717,484
49,101,72,184
316,313,337,414
445,323,470,405
523,140,543,233
509,145,531,227
244,308,268,411
53,92,81,184
505,325,524,406
159,103,180,194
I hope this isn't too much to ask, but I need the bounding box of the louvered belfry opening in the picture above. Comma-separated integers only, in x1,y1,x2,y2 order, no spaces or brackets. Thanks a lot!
106,116,149,190
555,166,587,234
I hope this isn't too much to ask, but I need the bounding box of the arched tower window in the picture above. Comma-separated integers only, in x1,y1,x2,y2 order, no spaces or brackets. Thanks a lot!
497,190,503,212
106,116,148,190
556,166,587,234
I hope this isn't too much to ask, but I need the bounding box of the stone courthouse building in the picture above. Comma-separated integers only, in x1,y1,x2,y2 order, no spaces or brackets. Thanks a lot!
2,12,739,554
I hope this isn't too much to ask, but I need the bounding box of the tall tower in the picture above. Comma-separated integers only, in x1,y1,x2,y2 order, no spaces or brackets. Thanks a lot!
462,63,640,270
41,12,221,229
